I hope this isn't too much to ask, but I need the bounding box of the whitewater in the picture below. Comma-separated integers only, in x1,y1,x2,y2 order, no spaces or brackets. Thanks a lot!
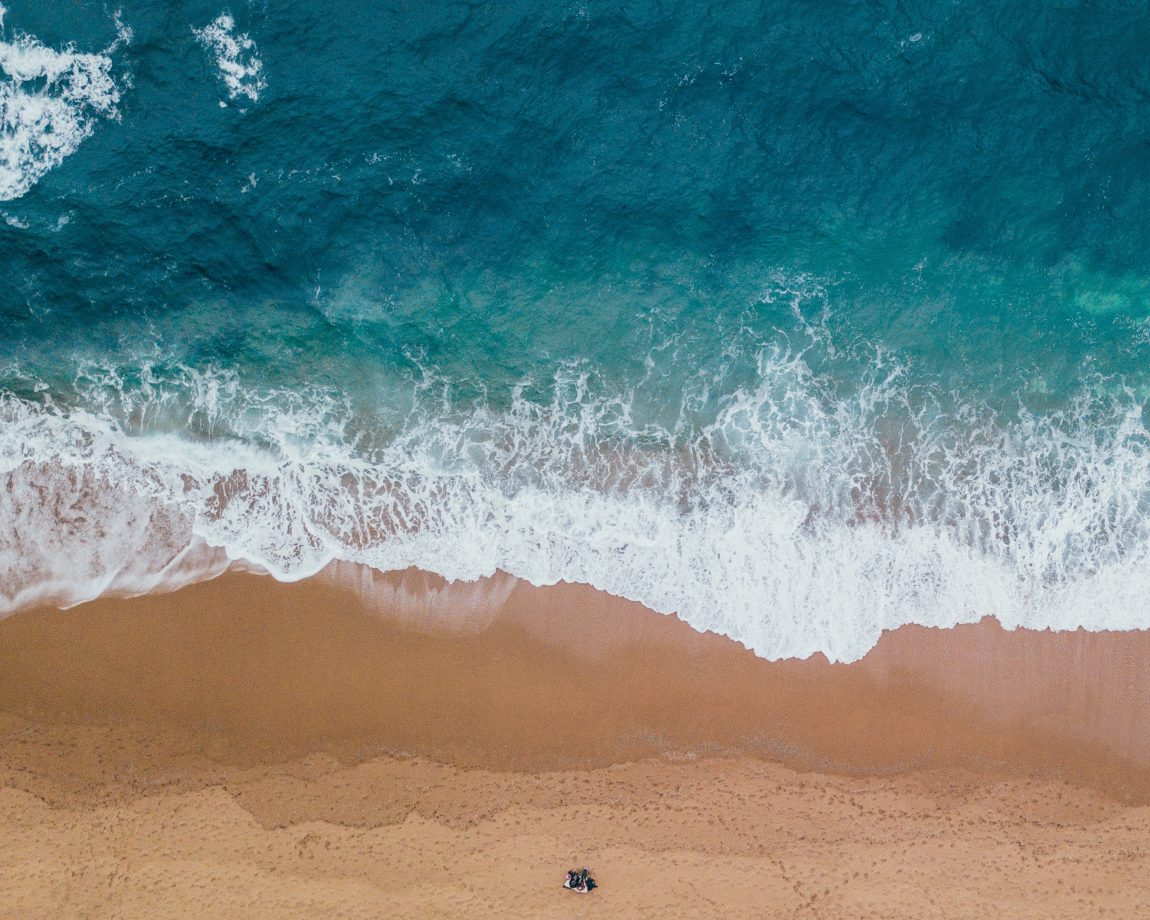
4,337,1150,663
0,3,130,202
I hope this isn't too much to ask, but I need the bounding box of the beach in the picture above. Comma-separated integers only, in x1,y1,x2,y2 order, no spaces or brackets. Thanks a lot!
1,570,1148,918
5,0,1150,916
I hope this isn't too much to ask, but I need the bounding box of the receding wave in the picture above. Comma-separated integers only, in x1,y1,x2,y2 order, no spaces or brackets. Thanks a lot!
3,344,1150,662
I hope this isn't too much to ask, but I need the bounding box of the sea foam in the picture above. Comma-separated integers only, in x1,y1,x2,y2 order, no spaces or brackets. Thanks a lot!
3,348,1150,662
0,6,130,201
193,14,265,105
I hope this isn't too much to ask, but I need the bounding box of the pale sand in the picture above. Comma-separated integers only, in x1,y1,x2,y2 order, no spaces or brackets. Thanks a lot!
1,568,1148,917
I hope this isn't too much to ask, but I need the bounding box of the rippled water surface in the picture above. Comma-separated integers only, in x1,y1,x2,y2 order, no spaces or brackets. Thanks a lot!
2,1,1149,659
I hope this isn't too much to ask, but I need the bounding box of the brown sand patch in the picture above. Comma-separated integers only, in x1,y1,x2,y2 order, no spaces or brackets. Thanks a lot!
1,569,1149,916
1,716,1148,919
0,569,1148,793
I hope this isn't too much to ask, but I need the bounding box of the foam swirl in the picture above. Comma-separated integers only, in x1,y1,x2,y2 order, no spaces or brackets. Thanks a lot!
193,13,265,105
0,6,130,201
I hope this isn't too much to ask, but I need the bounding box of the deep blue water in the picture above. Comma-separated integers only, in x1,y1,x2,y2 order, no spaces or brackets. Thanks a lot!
1,1,1149,659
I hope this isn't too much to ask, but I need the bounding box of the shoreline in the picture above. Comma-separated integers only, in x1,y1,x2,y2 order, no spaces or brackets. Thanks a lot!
1,565,1148,796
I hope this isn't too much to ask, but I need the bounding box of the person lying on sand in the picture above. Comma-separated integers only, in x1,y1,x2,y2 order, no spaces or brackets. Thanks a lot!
563,867,596,892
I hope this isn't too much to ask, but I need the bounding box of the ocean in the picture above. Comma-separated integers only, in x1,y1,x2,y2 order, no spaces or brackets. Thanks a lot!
1,0,1148,661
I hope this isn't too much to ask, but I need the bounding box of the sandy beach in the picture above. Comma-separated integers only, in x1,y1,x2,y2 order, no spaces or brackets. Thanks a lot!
0,568,1148,917
6,0,1150,916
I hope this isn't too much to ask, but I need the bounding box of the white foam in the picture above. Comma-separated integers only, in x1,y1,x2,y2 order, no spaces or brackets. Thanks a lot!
193,14,265,104
4,353,1150,661
0,9,129,201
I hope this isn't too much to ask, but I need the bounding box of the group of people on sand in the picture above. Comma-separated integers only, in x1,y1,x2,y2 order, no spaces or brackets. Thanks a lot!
564,866,597,893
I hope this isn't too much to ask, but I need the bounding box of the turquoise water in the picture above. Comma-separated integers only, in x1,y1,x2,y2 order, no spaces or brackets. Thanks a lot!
2,1,1149,659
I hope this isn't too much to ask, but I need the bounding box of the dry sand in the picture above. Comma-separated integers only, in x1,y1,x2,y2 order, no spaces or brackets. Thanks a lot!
1,568,1148,917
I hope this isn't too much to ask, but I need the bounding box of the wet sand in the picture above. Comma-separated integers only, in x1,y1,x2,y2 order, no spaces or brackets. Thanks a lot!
1,567,1148,917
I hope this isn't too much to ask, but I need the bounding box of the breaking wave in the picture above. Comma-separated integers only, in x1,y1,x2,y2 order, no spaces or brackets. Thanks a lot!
4,341,1150,663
